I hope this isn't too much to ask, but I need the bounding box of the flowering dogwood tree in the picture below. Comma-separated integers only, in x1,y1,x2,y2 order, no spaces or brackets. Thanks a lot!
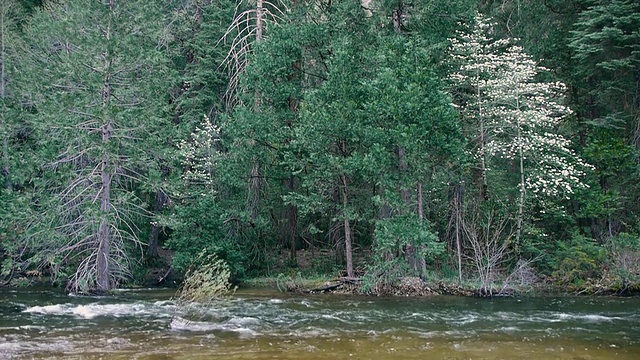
449,15,510,198
450,14,592,243
179,114,222,196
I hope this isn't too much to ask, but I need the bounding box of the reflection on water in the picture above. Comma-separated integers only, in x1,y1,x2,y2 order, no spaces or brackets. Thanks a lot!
1,287,639,359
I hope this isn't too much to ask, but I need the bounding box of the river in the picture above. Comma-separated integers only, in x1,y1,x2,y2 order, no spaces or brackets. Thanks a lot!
1,287,639,359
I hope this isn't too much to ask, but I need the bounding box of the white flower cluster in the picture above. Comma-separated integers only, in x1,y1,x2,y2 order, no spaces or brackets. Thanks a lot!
178,115,222,195
450,14,593,202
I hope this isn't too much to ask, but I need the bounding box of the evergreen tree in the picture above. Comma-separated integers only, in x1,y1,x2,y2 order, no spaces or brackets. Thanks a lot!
166,0,280,276
361,0,473,284
569,0,640,239
0,0,45,285
23,0,174,292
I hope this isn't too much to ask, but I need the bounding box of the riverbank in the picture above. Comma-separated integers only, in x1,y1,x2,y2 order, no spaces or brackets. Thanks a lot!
240,275,507,297
3,270,639,298
235,248,640,297
239,273,640,298
4,246,639,297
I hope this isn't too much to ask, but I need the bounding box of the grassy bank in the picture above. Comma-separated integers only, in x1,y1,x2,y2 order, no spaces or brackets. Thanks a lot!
239,271,640,297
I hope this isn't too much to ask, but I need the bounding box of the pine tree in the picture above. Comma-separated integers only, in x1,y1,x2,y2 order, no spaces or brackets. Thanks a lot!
568,0,640,240
23,0,174,292
0,0,23,192
569,0,640,134
0,0,31,284
374,1,466,277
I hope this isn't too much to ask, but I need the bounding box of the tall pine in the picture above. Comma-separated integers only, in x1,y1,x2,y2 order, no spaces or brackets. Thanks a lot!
23,0,174,292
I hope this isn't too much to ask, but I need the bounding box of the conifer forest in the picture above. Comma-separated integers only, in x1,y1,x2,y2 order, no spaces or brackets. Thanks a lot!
1,0,639,295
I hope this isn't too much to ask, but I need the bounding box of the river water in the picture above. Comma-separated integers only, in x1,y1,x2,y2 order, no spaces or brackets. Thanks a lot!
1,287,639,359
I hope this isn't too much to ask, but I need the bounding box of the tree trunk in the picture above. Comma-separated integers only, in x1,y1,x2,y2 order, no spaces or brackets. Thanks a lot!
0,2,11,191
362,0,372,17
392,7,401,33
417,181,424,220
148,162,169,259
147,188,166,259
448,181,463,284
288,201,298,262
1,137,8,191
256,0,263,42
398,146,418,272
377,184,393,261
341,174,354,278
516,99,525,245
97,13,113,292
247,0,264,223
97,151,112,292
418,181,427,278
391,4,419,274
248,163,261,221
477,67,488,200
331,183,344,264
284,24,300,261
284,175,298,262
454,182,463,285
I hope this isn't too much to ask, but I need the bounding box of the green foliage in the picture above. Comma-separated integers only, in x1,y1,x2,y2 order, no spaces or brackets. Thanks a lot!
552,234,605,286
605,233,640,289
360,215,444,294
2,0,640,294
359,261,403,295
177,250,233,304
569,0,640,122
14,0,178,292
304,254,341,277
578,136,633,233
567,0,640,241
275,271,303,292
167,196,247,279
374,215,444,263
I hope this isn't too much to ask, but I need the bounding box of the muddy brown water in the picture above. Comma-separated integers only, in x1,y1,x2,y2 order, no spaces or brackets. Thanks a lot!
1,287,639,359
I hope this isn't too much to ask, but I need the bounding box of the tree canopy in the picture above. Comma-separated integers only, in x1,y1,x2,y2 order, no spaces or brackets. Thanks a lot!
1,0,639,294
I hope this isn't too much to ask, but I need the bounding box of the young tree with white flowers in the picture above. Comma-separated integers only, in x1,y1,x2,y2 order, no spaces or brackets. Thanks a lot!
450,14,592,244
179,114,222,196
449,14,511,200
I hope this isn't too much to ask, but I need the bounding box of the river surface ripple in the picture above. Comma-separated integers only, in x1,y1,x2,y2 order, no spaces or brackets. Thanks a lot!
1,287,639,359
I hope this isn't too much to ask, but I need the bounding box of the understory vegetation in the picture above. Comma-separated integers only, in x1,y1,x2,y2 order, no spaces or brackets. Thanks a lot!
1,0,640,296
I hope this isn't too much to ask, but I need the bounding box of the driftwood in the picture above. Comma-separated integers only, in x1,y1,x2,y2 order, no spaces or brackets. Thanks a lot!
473,287,515,297
304,283,341,293
339,277,362,284
158,266,173,284
301,277,363,294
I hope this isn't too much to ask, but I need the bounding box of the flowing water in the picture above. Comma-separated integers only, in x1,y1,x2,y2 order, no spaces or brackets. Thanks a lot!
1,287,639,359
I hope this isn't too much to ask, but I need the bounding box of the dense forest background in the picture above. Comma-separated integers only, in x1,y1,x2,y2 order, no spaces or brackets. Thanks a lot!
1,0,639,294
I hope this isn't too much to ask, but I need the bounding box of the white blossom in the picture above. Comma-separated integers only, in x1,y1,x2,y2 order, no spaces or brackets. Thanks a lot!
178,114,222,196
449,14,592,203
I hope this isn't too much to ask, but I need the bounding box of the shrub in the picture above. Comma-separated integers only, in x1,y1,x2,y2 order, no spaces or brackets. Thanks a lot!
177,251,233,305
552,234,605,286
606,233,640,291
